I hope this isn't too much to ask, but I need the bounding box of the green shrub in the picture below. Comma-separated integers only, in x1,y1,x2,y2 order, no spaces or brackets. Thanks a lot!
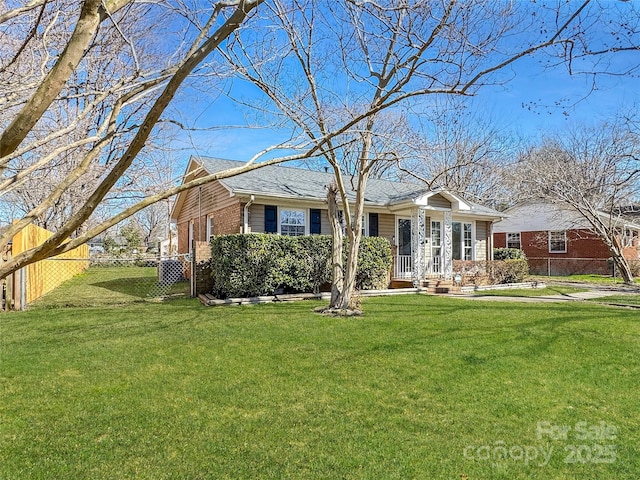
356,237,393,290
210,234,391,298
630,259,640,277
493,247,527,260
489,259,529,284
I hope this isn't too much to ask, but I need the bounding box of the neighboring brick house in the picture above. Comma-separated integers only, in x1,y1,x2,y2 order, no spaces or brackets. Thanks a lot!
493,202,640,276
171,157,504,285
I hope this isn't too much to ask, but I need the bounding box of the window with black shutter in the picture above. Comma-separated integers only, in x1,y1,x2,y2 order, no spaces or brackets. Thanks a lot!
368,213,379,237
264,205,277,233
310,209,321,234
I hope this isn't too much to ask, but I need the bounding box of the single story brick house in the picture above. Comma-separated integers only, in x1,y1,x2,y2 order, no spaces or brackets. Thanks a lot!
171,157,504,285
493,202,640,276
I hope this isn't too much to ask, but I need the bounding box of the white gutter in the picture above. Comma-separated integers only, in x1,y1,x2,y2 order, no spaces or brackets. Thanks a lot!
243,195,255,233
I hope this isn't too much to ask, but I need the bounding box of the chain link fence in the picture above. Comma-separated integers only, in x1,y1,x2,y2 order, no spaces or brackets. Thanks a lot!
3,255,192,310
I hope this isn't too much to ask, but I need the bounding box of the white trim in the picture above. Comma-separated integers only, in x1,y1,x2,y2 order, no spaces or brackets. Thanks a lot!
206,215,214,240
396,216,412,256
279,207,308,236
548,230,567,253
431,219,442,275
410,190,472,211
507,232,521,249
450,220,474,261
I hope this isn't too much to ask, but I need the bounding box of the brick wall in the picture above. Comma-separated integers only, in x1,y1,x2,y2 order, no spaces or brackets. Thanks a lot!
177,221,189,255
494,229,624,275
527,258,611,276
212,202,243,236
176,202,243,255
495,230,611,258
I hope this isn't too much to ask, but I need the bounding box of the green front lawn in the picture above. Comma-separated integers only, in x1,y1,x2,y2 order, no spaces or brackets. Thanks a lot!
2,296,638,479
473,286,588,297
532,274,640,285
30,265,189,308
587,294,640,307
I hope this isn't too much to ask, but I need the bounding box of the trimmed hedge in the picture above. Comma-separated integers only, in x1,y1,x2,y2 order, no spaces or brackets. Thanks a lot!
210,234,392,298
453,259,530,285
489,259,529,284
493,247,527,260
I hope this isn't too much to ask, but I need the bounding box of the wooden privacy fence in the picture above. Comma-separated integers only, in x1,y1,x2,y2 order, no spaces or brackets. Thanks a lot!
2,224,89,310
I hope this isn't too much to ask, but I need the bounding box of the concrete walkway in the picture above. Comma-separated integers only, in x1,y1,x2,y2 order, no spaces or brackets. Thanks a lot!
457,282,640,305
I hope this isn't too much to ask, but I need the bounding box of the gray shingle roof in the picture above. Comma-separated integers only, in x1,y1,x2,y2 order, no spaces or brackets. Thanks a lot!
196,156,503,217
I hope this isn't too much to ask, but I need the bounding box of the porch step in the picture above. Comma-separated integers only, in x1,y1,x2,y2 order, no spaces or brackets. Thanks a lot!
389,279,461,294
423,279,460,294
389,279,415,289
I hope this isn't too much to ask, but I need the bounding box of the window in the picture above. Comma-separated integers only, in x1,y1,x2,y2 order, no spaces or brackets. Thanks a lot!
337,210,347,235
452,222,473,260
335,210,366,235
280,209,305,236
463,223,473,260
431,221,442,273
264,205,277,233
431,221,441,248
368,213,379,237
358,215,366,236
206,215,214,241
310,209,321,235
507,232,521,249
549,230,567,253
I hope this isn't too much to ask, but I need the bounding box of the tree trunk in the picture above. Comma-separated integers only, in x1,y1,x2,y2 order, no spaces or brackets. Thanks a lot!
327,183,343,306
609,236,635,284
325,166,370,312
332,231,361,310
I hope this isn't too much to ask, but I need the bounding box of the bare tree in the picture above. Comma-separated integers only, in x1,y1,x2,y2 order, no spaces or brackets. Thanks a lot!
1,0,638,301
0,0,269,278
224,0,640,310
396,99,518,209
512,118,640,283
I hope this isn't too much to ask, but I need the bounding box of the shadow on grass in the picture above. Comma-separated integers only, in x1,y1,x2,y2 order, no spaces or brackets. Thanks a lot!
93,277,158,298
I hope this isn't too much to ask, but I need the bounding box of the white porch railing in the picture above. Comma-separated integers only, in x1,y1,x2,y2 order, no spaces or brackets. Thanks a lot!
394,255,445,279
394,255,413,279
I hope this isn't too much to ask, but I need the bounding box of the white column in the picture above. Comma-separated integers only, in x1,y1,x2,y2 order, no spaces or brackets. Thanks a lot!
411,208,426,286
443,210,453,280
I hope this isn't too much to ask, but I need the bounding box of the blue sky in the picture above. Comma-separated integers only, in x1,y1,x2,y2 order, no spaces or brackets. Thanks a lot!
170,4,640,167
174,61,638,165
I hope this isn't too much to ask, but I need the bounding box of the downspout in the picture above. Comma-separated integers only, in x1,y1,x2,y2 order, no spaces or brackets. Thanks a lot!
198,187,202,242
243,195,255,233
489,220,498,261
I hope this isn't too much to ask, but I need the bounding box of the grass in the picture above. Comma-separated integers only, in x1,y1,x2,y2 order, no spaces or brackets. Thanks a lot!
531,274,640,285
29,266,189,308
587,294,640,307
2,293,639,479
473,285,588,297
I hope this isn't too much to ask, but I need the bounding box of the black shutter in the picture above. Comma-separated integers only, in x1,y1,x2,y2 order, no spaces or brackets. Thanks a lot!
310,209,321,234
264,205,277,233
368,213,379,237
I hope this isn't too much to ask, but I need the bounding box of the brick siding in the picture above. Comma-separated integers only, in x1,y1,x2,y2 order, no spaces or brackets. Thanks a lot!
494,229,638,275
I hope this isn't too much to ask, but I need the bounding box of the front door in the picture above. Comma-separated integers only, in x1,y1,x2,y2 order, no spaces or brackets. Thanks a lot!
396,218,412,277
398,218,412,256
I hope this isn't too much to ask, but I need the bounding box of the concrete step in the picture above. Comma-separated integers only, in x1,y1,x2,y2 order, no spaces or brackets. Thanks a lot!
390,280,414,289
